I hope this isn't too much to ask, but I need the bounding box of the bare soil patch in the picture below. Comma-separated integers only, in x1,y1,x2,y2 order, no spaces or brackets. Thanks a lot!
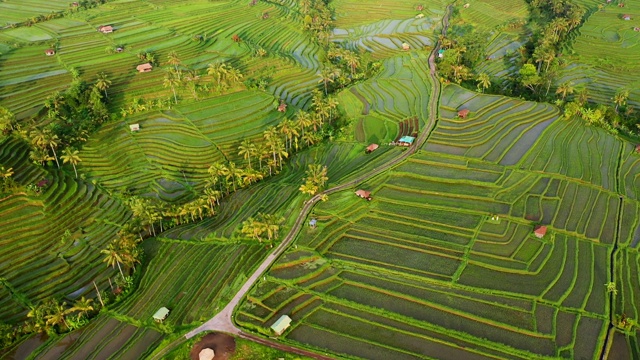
190,333,236,360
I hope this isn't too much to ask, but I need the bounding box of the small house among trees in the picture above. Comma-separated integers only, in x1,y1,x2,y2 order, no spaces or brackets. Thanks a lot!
366,143,379,153
457,109,470,118
129,124,140,132
534,225,547,238
136,63,153,73
45,49,56,56
416,4,424,11
98,25,113,33
623,14,631,20
355,189,372,200
153,307,170,323
116,47,124,53
277,102,287,112
402,42,410,50
271,315,292,336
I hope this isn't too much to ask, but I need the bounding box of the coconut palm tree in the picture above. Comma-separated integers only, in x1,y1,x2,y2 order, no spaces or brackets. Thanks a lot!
305,164,328,189
318,67,335,95
555,81,575,101
476,73,491,93
238,139,256,169
166,51,182,80
273,139,288,170
0,106,15,134
95,72,111,99
101,241,125,278
45,301,69,330
203,187,221,213
613,89,630,113
61,147,81,178
163,73,180,104
295,110,312,137
69,297,93,319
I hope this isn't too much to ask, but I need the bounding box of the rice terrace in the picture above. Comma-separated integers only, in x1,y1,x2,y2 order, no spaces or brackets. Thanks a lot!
1,0,640,359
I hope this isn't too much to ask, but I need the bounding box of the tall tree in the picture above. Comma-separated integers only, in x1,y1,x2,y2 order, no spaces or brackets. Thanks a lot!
94,72,111,99
166,51,182,80
555,81,575,101
61,147,81,178
476,73,491,93
613,89,630,113
238,139,256,169
163,72,180,104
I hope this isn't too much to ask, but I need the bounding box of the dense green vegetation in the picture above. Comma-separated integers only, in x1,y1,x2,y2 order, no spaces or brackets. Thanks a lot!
1,0,639,359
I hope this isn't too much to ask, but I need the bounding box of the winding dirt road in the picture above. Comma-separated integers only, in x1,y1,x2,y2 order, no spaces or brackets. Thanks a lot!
161,6,454,360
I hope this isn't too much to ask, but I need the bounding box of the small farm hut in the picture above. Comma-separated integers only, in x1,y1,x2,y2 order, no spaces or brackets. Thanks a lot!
533,225,547,239
199,348,215,360
634,27,640,32
438,49,445,58
116,46,124,53
277,102,287,112
271,315,292,336
309,218,317,228
136,63,153,73
457,109,470,118
416,13,425,19
45,49,56,56
130,124,140,132
153,307,170,322
623,14,631,20
398,136,415,146
463,3,470,8
355,189,372,201
635,144,640,153
72,2,79,6
366,143,379,153
402,42,410,50
98,25,113,33
416,4,424,11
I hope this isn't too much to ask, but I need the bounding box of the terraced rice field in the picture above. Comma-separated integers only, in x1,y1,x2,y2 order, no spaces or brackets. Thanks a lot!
238,105,640,358
425,85,559,165
559,1,640,106
0,138,129,323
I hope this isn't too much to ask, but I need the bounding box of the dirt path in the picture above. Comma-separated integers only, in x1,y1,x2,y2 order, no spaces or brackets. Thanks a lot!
171,6,454,360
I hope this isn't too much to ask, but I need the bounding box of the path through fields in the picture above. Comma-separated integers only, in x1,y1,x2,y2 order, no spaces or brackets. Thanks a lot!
170,6,454,359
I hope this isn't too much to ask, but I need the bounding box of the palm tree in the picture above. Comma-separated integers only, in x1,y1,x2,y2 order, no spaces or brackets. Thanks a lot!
295,110,312,137
273,138,288,170
203,187,220,213
61,147,81,178
101,242,125,278
166,51,182,80
227,67,243,87
318,67,335,95
305,164,328,189
163,73,180,104
343,52,360,75
238,139,256,169
555,81,575,101
278,118,297,151
38,129,61,168
326,96,339,123
613,89,630,113
226,162,240,192
0,106,15,134
0,166,13,181
45,302,69,330
95,72,111,99
69,297,93,319
476,73,491,93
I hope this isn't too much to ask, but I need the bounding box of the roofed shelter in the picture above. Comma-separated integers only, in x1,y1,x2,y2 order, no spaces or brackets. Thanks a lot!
366,143,379,153
402,42,410,50
130,124,140,132
98,25,113,33
271,315,291,336
534,225,547,238
45,49,56,56
199,348,215,360
277,102,287,112
623,14,631,20
355,189,372,200
153,307,170,322
398,136,415,146
136,63,153,73
635,144,640,153
457,109,470,118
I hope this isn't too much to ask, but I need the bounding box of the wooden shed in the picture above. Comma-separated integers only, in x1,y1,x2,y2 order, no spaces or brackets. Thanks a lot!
271,315,292,336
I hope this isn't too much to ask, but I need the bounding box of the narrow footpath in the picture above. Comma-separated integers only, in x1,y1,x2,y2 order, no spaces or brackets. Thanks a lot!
155,6,454,360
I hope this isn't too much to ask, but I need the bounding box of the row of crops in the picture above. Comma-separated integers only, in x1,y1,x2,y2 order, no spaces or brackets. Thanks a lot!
558,1,640,106
0,137,128,323
237,103,640,358
425,84,560,165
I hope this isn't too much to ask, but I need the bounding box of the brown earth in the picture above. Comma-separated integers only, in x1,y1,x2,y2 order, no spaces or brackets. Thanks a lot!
190,333,236,360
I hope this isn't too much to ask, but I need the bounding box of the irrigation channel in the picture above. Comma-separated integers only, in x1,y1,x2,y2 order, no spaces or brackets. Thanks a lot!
152,6,454,359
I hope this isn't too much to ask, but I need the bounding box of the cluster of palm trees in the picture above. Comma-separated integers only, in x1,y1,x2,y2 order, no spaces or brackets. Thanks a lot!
0,294,96,345
100,230,141,280
300,0,333,44
23,127,82,178
240,213,284,242
299,164,328,196
161,52,244,104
